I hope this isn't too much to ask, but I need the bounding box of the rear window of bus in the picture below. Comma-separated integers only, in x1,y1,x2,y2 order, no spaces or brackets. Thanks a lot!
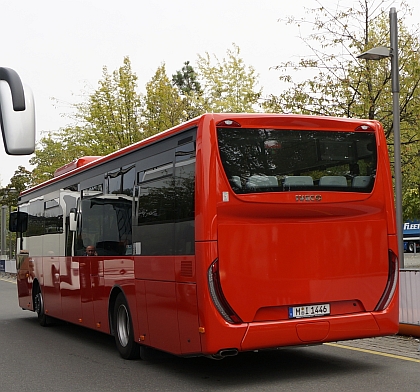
217,128,376,194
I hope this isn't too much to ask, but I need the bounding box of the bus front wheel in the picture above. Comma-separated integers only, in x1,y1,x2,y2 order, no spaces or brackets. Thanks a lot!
113,293,140,360
34,286,49,327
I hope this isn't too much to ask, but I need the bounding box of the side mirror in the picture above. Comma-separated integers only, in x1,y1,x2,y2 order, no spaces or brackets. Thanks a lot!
0,67,36,155
9,211,28,233
69,208,77,232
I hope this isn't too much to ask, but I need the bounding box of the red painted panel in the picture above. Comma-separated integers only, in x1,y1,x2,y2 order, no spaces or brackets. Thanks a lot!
145,280,181,354
241,313,381,351
79,258,95,328
134,280,149,344
217,200,391,323
176,283,201,355
195,115,219,242
42,256,62,318
296,321,330,342
60,257,82,324
174,256,196,282
54,156,102,177
16,252,34,310
134,256,175,281
194,241,248,355
91,276,108,332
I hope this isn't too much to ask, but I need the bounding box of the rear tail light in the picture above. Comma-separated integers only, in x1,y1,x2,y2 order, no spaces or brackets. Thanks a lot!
375,250,399,311
208,259,242,323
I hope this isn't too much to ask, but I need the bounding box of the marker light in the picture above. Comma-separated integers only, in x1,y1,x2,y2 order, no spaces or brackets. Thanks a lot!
355,124,374,132
216,119,241,127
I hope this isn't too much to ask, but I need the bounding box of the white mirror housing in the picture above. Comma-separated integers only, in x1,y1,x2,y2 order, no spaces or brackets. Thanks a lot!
0,67,36,155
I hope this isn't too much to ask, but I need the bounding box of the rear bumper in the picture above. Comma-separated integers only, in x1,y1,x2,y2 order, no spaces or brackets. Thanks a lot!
240,312,399,351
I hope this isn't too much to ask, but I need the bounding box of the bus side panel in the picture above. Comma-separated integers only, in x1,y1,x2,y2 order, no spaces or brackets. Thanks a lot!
145,280,181,354
59,256,82,324
104,257,136,335
16,252,34,310
133,256,201,355
195,115,219,242
176,282,201,355
42,256,62,319
92,259,108,332
134,279,149,345
79,257,96,328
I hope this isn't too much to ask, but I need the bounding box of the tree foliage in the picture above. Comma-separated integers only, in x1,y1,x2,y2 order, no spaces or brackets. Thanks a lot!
18,46,262,188
172,61,204,120
172,61,202,96
29,56,144,184
142,64,185,136
74,56,143,155
0,166,32,208
29,127,92,184
263,0,420,218
196,43,261,113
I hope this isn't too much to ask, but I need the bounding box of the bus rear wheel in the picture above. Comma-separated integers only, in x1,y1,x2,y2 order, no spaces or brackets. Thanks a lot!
113,293,140,360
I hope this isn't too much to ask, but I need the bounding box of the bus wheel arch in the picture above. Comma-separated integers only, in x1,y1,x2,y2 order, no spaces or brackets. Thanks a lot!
110,289,140,360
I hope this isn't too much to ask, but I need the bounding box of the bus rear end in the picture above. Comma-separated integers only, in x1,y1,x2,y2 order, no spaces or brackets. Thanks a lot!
196,114,398,357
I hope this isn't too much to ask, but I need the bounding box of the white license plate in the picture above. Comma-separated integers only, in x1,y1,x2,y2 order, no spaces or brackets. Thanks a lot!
288,304,330,318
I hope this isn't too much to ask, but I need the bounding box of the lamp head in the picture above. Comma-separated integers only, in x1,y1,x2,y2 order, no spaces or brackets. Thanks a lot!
357,46,390,60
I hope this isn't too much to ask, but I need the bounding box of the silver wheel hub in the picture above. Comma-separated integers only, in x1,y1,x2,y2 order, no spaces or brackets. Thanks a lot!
116,305,130,347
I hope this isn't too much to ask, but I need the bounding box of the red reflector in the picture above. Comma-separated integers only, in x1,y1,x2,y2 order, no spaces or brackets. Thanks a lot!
375,250,398,311
208,259,242,323
216,119,241,127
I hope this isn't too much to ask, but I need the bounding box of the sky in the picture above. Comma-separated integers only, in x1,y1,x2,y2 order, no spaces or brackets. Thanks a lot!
0,0,418,185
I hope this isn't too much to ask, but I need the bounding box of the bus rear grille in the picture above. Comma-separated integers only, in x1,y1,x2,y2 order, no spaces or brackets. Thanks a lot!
181,261,193,277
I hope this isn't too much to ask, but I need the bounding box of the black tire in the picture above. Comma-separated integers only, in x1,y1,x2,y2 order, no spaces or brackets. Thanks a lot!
34,286,49,327
408,242,415,253
113,293,140,360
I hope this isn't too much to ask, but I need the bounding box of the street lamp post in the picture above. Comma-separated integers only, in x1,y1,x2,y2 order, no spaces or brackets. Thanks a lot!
1,205,7,258
357,7,404,268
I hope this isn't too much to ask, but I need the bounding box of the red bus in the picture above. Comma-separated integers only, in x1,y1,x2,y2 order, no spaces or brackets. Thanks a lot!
11,113,399,359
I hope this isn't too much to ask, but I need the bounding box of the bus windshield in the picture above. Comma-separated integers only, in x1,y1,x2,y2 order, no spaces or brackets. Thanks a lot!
217,127,377,194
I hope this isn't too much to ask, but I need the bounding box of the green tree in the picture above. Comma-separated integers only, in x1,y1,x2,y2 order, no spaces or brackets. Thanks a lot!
196,43,262,113
28,50,263,186
30,127,94,184
172,61,202,96
263,0,420,218
30,56,144,185
75,56,143,155
0,166,32,208
172,61,204,120
142,64,185,136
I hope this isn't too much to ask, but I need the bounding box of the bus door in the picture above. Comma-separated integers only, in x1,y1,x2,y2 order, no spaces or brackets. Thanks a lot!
77,183,106,329
133,163,180,354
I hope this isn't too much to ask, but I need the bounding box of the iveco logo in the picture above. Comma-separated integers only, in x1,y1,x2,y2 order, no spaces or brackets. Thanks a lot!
295,195,322,202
